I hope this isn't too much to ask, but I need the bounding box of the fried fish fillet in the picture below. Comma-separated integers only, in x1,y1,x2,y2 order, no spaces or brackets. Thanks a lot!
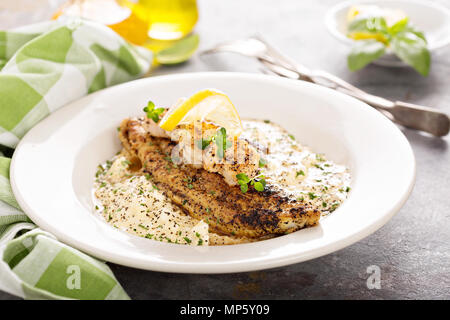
119,117,320,239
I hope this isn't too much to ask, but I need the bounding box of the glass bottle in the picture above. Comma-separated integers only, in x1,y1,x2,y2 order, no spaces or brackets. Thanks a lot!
135,0,198,40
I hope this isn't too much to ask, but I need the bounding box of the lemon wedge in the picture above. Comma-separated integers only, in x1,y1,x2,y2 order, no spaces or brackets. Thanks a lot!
159,89,243,136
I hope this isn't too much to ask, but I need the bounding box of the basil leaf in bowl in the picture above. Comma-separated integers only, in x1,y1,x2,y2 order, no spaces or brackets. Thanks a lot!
348,39,386,71
391,30,430,76
345,11,431,75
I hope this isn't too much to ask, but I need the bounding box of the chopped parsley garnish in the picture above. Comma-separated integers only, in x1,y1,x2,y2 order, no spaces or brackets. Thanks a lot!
263,120,271,124
145,234,153,239
182,199,188,205
183,237,192,244
183,177,194,188
206,207,211,213
316,154,325,162
259,158,267,168
345,187,351,192
296,170,305,177
95,166,104,178
138,224,149,230
198,239,203,246
330,203,340,212
143,100,165,123
236,173,266,193
288,134,295,140
308,192,317,200
322,202,327,208
209,191,216,195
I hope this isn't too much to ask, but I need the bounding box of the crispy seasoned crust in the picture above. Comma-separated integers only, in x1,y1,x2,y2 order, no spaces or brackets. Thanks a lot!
119,117,320,239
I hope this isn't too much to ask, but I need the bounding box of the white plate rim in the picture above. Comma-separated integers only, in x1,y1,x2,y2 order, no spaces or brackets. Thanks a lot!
10,72,416,274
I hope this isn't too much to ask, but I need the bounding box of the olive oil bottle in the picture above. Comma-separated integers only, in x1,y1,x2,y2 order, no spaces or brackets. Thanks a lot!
134,0,198,40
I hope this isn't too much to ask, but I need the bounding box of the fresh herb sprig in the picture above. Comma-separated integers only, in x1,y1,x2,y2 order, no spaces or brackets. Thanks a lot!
347,16,430,76
236,173,266,193
143,101,165,123
196,127,232,159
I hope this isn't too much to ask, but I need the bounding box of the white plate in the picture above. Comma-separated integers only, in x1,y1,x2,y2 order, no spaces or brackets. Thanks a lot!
10,72,415,273
325,0,450,67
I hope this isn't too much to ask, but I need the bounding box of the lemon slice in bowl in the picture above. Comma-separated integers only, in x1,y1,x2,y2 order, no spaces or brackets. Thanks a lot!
159,89,243,136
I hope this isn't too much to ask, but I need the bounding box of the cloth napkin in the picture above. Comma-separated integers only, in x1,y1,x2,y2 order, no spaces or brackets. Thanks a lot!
0,18,151,299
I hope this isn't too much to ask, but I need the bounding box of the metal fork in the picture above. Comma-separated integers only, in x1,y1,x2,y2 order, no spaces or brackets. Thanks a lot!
201,36,450,137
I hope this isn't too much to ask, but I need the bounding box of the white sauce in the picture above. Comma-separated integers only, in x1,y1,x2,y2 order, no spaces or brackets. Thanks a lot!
240,120,351,214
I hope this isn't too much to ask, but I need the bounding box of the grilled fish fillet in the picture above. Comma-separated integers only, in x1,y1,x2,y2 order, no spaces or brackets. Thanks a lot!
119,117,320,238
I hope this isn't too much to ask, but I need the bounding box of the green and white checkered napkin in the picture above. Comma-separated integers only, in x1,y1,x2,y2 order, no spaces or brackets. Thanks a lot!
0,18,152,299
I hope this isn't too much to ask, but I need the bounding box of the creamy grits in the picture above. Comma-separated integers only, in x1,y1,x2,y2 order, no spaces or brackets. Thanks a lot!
94,155,209,246
241,120,351,215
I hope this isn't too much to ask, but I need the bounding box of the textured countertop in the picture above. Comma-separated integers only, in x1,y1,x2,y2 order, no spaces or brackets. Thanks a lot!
1,0,449,300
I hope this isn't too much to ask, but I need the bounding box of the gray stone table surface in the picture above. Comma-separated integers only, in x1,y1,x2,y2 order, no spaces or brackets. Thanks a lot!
1,0,450,300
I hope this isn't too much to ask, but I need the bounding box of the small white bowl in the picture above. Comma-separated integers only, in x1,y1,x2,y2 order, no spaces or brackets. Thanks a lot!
325,0,450,67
